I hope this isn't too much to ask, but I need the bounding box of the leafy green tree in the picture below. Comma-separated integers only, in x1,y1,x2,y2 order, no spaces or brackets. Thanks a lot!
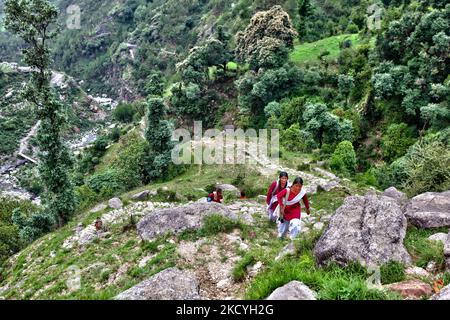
374,6,450,130
235,5,297,71
145,71,165,96
114,102,136,123
296,0,313,40
338,73,355,107
381,123,416,162
330,141,357,176
5,0,75,230
303,103,353,147
144,98,173,181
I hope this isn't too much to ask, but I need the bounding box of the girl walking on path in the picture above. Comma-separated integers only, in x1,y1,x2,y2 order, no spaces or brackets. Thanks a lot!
276,177,310,239
266,172,290,221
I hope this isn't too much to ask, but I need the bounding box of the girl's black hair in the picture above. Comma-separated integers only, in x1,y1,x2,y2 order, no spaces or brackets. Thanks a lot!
277,171,289,191
292,177,304,185
279,171,288,178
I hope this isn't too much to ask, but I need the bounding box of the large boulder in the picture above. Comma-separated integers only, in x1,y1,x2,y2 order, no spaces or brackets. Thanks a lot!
216,184,240,197
137,202,237,241
431,284,450,300
314,194,411,267
266,281,316,300
382,187,407,205
385,279,433,299
404,191,450,228
131,190,150,200
115,268,200,300
108,197,123,209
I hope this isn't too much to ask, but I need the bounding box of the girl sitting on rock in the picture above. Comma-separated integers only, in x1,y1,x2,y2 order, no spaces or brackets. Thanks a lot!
266,171,290,221
207,188,223,203
276,177,310,239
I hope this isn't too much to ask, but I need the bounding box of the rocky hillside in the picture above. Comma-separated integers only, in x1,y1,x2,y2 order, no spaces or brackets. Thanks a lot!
0,61,116,202
0,154,448,300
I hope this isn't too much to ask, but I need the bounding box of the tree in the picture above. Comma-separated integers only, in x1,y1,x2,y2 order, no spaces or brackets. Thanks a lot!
330,141,357,176
5,0,75,229
338,73,355,107
303,103,353,147
145,71,165,96
297,0,313,40
381,123,416,162
144,98,173,181
235,5,297,71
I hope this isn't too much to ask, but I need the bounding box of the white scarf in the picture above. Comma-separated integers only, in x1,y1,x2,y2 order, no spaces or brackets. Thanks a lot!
284,187,306,206
267,179,291,209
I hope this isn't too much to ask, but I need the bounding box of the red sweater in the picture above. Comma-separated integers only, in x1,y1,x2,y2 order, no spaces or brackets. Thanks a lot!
208,192,223,203
276,188,310,221
266,181,286,211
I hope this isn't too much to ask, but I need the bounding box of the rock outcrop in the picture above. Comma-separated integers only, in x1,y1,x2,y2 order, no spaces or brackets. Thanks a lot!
137,202,237,241
266,281,317,300
314,194,411,267
404,191,450,228
382,187,407,205
115,268,200,300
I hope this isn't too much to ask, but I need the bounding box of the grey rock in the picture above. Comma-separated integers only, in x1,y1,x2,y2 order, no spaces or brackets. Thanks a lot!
313,222,325,231
428,233,448,243
216,184,240,197
257,195,267,203
90,203,107,213
266,281,316,300
404,191,450,228
382,187,407,204
115,268,200,300
131,190,150,200
430,284,450,300
78,225,98,246
318,180,340,192
275,242,296,261
108,197,123,209
137,202,237,241
314,194,411,267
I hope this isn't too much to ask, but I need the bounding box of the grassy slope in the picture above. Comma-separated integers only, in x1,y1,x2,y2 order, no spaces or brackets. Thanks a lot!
290,33,361,65
4,150,445,300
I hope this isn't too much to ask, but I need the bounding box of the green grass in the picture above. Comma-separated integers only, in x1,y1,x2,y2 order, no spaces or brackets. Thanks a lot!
404,225,449,270
245,233,401,300
380,261,406,285
290,34,361,65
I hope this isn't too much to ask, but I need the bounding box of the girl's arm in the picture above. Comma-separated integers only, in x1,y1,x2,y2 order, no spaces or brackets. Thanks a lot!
276,188,287,209
266,181,276,204
303,194,311,214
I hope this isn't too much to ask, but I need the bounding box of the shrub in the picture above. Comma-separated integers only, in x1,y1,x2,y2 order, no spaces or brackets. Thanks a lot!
381,123,416,162
113,102,136,123
330,141,356,176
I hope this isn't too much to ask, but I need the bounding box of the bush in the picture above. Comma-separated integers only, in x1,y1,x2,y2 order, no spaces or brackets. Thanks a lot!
86,169,124,196
381,123,416,162
113,102,136,123
330,141,356,176
401,139,450,197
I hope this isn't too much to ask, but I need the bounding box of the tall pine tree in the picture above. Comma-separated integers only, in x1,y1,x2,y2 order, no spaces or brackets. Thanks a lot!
5,0,75,231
